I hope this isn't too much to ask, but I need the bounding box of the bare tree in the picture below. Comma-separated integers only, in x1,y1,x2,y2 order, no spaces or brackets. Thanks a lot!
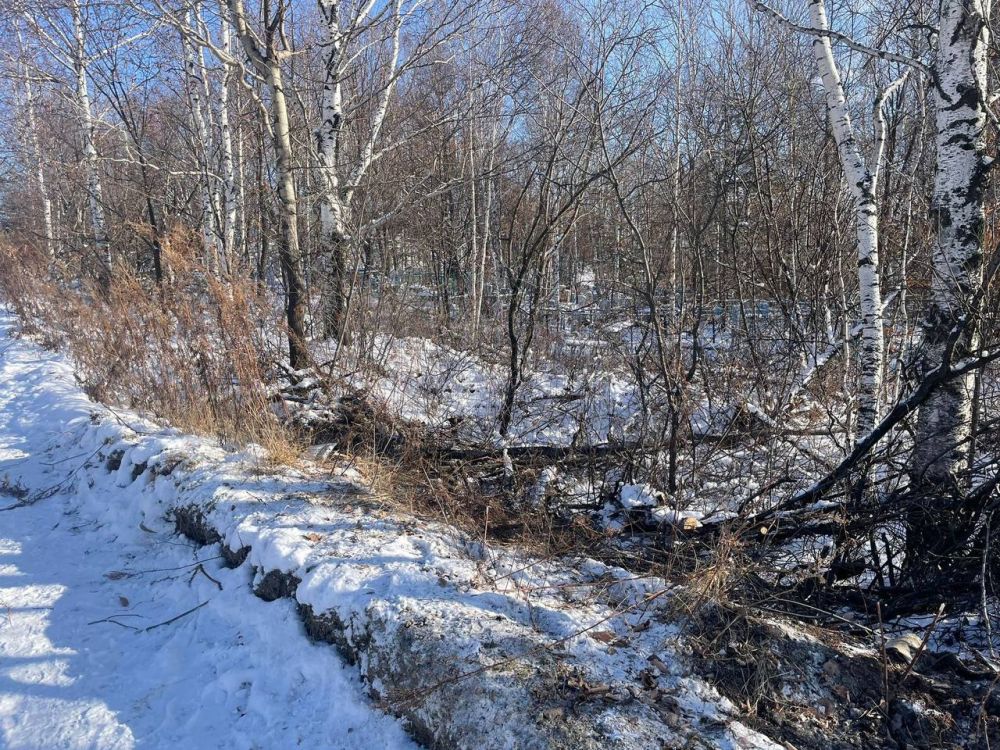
227,0,309,367
15,24,55,261
754,0,902,444
906,0,992,569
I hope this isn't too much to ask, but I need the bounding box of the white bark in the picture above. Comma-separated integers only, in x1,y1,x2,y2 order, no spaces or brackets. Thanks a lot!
808,0,884,442
669,0,686,312
468,124,478,324
315,0,350,338
911,0,991,487
217,0,237,268
196,4,227,268
236,118,247,263
315,0,403,338
227,0,308,367
316,0,350,245
70,0,111,285
343,0,403,202
470,86,500,339
669,122,680,313
17,26,55,262
182,4,221,273
467,13,504,338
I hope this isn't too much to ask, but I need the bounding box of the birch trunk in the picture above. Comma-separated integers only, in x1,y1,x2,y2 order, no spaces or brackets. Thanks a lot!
468,126,479,329
669,115,680,313
669,0,685,313
315,0,403,340
808,0,884,442
267,65,309,368
472,96,499,339
316,0,350,340
18,27,55,262
907,0,990,563
228,0,309,368
196,5,228,271
70,0,111,291
182,6,221,273
217,3,237,269
237,119,247,265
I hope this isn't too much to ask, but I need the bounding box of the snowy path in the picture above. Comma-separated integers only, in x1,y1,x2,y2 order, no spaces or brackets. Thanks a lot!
0,332,416,749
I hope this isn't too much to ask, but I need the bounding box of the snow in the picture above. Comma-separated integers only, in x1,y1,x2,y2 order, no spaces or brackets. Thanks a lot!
0,320,415,750
650,507,704,526
0,316,786,749
315,333,643,448
618,483,660,509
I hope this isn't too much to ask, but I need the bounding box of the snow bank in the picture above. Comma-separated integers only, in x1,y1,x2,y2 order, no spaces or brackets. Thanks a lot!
2,320,782,750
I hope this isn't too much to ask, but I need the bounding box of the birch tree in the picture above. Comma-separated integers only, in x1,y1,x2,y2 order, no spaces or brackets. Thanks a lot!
216,1,237,265
20,0,167,291
804,0,887,443
750,0,995,572
70,0,112,291
467,67,505,339
754,0,895,443
181,2,223,273
314,0,472,340
314,0,377,340
906,0,992,565
15,24,55,261
228,0,309,367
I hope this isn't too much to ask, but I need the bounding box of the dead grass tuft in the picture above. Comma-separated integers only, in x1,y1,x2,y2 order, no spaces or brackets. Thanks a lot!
0,233,296,457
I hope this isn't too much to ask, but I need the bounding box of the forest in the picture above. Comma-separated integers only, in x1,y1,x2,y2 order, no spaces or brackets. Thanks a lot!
0,1,998,748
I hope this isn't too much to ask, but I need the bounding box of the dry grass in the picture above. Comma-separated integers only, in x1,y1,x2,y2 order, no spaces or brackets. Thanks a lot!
0,233,298,458
318,402,588,556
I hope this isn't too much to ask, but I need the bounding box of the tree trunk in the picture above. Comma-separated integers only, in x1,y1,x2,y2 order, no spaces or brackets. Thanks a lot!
71,0,111,292
808,0,884,442
217,0,238,270
907,0,990,567
228,0,309,369
267,62,310,369
316,0,351,341
182,6,221,273
18,26,54,262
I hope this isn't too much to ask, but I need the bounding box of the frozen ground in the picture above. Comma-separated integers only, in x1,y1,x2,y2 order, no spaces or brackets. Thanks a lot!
0,316,785,749
4,313,993,749
321,333,642,447
0,325,416,750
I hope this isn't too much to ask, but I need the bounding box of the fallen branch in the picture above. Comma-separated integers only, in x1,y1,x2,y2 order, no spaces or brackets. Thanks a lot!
87,615,144,631
144,600,209,633
189,563,223,590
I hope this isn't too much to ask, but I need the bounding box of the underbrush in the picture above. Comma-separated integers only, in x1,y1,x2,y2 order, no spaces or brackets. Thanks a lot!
3,239,998,748
0,235,298,459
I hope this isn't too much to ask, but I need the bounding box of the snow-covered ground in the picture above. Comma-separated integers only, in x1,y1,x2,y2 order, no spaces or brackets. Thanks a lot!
322,333,643,447
0,316,789,749
0,324,415,750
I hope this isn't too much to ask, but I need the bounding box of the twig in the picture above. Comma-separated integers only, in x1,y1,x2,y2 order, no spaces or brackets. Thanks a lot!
143,600,209,633
25,444,107,503
876,602,889,717
189,563,223,590
758,597,877,635
970,648,1000,676
87,616,142,631
982,515,994,658
128,556,224,575
752,1,931,75
41,451,93,466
